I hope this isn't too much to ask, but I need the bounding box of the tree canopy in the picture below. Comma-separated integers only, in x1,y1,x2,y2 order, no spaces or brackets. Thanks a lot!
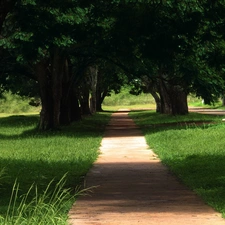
1,0,225,129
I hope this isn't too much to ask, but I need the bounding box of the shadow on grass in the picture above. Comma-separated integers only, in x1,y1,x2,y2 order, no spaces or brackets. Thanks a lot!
0,112,112,215
0,112,111,140
0,115,39,128
162,154,225,213
129,109,224,133
0,158,93,217
0,155,95,216
0,157,90,191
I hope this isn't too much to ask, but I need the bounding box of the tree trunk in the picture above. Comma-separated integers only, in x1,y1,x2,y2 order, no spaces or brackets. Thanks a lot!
96,70,108,112
157,74,188,115
150,91,161,113
60,59,82,124
222,95,225,106
88,65,98,114
96,89,108,112
170,87,188,115
35,60,54,130
158,78,172,114
51,48,65,128
70,90,82,121
36,48,66,130
79,89,91,115
60,58,71,125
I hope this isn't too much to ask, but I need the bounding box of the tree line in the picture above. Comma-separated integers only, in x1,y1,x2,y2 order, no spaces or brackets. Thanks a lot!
0,0,225,130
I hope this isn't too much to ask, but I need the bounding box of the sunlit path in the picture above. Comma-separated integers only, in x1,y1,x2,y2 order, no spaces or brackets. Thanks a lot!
68,110,225,225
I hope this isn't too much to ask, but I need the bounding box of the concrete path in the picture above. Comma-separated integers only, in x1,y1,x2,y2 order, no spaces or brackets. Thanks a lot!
68,110,225,225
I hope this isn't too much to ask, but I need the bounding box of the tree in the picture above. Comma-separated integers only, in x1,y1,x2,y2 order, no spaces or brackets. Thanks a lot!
124,1,225,114
1,0,225,128
1,0,93,129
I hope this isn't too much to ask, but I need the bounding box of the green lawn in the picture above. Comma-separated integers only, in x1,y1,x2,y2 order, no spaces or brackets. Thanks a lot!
0,112,111,224
130,110,225,217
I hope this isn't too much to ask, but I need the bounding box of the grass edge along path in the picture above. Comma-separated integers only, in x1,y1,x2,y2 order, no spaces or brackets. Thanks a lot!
130,109,225,218
0,111,112,224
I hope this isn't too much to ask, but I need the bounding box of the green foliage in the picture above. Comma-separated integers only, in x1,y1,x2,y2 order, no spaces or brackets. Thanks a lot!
1,0,225,116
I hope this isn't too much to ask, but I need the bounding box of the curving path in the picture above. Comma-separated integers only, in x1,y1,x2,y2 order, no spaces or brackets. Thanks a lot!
68,110,225,225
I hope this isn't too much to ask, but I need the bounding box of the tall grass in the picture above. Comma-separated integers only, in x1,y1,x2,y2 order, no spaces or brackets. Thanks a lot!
130,110,225,217
102,86,155,110
0,91,40,114
0,111,111,223
1,174,74,225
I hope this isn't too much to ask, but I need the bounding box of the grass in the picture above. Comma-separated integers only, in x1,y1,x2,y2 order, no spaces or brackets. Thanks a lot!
0,91,40,114
102,86,156,110
130,110,225,217
1,89,225,221
0,174,75,224
0,111,111,223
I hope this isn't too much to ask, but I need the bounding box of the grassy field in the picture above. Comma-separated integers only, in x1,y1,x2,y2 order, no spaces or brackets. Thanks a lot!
1,89,225,222
0,112,111,224
130,110,225,217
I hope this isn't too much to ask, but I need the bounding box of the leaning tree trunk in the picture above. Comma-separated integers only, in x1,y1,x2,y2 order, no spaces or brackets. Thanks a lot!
158,78,172,114
96,89,108,112
96,69,108,112
150,91,161,113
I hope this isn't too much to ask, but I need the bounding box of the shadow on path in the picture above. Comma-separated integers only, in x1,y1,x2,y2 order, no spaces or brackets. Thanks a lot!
68,110,225,225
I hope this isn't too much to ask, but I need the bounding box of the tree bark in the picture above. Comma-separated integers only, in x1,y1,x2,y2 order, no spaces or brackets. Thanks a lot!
35,60,54,130
79,89,91,115
157,74,188,115
51,48,65,128
88,65,98,114
170,86,188,115
150,91,161,113
222,95,225,106
60,58,82,124
60,58,71,125
96,89,108,112
158,78,172,114
70,90,82,121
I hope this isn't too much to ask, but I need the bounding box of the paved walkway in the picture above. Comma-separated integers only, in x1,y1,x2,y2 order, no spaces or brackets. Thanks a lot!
68,110,225,225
